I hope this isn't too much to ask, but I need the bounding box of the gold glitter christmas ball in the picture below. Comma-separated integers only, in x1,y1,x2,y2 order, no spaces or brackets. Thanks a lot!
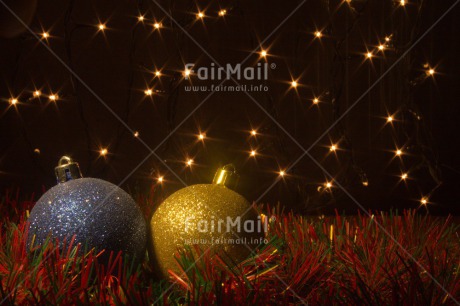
149,165,265,278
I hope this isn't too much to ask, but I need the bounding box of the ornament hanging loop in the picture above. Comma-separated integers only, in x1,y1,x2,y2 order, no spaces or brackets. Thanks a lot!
212,164,239,190
55,156,83,183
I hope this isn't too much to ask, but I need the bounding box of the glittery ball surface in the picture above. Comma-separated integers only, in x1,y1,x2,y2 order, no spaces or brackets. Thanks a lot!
27,178,147,263
150,184,264,277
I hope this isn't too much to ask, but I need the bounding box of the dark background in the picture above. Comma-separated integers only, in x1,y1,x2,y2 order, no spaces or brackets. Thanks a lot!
1,0,459,214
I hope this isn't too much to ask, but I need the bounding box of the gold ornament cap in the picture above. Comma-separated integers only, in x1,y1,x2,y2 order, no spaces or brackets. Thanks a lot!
55,156,83,183
212,164,239,190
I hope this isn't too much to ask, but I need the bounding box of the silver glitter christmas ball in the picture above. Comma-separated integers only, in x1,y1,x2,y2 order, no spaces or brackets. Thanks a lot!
27,177,147,263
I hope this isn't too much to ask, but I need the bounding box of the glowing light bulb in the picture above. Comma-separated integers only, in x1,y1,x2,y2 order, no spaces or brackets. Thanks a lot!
428,68,435,75
279,170,286,177
197,12,205,19
401,173,408,180
366,52,373,59
260,50,267,57
9,98,18,105
250,129,257,136
98,24,106,31
144,89,153,96
134,131,139,137
184,69,191,77
313,98,320,104
291,81,298,88
396,149,403,156
400,0,406,6
33,90,41,97
153,22,161,29
42,32,49,39
315,31,322,38
378,44,385,51
100,148,108,156
325,182,333,188
49,94,58,101
186,159,194,166
250,150,257,157
385,36,391,42
198,133,205,140
155,71,161,77
420,197,428,205
138,15,145,22
218,9,227,16
387,116,394,122
157,176,164,183
330,144,338,152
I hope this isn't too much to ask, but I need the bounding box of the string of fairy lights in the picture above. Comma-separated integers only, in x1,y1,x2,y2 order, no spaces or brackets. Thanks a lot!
2,0,441,208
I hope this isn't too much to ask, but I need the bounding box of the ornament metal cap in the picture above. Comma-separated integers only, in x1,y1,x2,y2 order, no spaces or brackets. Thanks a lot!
55,156,83,183
212,164,239,190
